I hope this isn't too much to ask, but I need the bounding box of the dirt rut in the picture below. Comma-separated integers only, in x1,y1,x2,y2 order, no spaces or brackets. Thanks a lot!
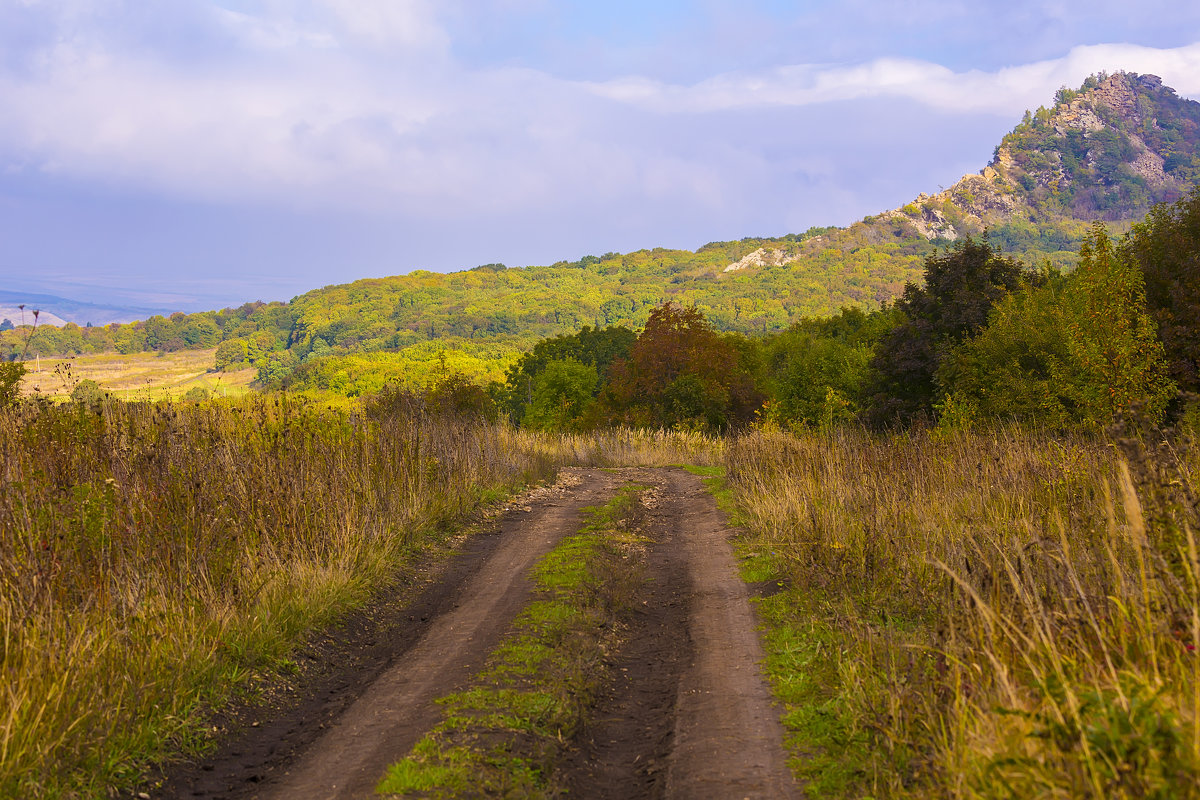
156,467,617,800
155,467,797,799
561,468,797,799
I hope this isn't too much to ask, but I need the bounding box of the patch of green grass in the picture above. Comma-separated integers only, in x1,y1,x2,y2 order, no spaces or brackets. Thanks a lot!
754,594,875,797
378,484,650,798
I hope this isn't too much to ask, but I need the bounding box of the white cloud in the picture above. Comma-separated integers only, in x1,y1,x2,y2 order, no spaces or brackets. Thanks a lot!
317,0,448,50
585,42,1200,116
0,1,1198,229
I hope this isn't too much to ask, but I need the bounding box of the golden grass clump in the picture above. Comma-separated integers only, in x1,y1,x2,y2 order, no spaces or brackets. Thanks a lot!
727,426,1200,798
0,395,568,797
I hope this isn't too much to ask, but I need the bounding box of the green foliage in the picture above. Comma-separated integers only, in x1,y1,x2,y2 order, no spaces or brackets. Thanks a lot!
70,379,107,405
281,340,521,397
503,326,634,420
1058,225,1175,423
866,237,1029,425
936,278,1074,427
521,359,598,432
425,373,499,422
941,225,1175,427
0,362,25,407
180,386,211,404
763,306,900,429
213,339,249,372
1121,184,1200,395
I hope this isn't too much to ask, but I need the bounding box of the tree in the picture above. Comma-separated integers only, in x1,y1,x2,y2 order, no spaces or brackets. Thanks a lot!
0,362,24,407
764,306,900,428
521,359,597,431
941,225,1175,427
70,379,107,405
1121,186,1200,396
601,302,762,431
503,325,635,420
214,339,249,371
865,236,1028,425
1058,224,1175,423
425,373,499,422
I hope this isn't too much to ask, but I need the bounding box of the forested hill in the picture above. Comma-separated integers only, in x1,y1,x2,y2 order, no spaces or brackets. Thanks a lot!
6,71,1200,392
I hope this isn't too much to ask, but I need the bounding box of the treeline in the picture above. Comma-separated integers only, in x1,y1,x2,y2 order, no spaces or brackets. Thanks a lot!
489,185,1199,434
0,301,292,363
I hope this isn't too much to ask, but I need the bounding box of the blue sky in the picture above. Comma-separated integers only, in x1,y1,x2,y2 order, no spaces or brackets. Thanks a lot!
1,1,1199,312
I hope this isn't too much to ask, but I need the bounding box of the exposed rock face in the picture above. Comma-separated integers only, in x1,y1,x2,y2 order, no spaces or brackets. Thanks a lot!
884,71,1196,234
723,247,799,273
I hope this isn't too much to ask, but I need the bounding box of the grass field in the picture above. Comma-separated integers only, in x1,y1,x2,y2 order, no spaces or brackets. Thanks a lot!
18,349,256,400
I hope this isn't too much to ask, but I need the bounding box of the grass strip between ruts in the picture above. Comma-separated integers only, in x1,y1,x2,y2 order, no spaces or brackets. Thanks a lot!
377,483,649,798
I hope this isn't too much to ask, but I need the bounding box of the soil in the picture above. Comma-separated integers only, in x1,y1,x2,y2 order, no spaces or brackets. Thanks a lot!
149,467,798,800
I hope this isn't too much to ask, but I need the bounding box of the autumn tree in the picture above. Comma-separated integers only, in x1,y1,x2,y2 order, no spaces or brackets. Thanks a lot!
601,302,762,431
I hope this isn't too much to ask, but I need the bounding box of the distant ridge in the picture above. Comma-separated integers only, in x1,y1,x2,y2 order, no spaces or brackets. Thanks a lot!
8,71,1200,373
0,290,178,327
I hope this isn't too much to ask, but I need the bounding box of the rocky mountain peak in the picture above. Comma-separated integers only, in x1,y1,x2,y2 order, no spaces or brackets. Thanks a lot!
876,71,1200,247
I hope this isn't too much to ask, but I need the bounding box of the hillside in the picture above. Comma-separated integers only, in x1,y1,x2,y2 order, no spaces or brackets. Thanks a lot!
5,71,1198,391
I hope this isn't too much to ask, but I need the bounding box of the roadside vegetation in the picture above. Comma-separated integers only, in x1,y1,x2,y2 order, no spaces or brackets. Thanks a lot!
0,394,567,798
725,426,1200,798
378,484,651,798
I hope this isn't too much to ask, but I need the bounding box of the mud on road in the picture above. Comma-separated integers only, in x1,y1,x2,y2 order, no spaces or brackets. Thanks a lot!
154,467,797,799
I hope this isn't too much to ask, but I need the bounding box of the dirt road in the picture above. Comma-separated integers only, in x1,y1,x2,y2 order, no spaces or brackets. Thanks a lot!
156,467,797,799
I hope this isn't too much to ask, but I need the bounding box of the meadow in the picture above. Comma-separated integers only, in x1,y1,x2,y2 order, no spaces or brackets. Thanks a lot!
726,425,1200,798
18,349,256,401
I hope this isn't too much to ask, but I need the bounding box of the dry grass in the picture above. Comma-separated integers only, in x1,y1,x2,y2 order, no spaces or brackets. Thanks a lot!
557,427,724,468
0,396,570,798
18,349,254,400
727,426,1200,798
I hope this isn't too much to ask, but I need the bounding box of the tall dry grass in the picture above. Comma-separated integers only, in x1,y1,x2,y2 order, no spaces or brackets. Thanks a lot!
557,427,723,468
0,395,566,798
728,426,1200,797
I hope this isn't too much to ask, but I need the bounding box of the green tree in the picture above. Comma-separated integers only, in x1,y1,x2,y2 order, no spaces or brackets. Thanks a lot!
765,306,900,428
1121,186,1200,395
941,226,1175,427
70,379,107,405
1058,224,1175,423
426,373,499,421
0,362,25,406
522,359,597,431
866,236,1029,425
503,326,635,419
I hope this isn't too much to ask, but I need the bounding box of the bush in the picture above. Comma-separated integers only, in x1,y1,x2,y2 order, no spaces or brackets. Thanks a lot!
0,362,25,407
69,379,106,405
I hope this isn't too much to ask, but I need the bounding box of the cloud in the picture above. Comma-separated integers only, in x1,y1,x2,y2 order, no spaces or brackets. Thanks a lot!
585,41,1200,116
0,1,1198,231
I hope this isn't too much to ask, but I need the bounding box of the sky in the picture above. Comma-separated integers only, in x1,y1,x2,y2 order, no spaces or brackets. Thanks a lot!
1,1,1200,313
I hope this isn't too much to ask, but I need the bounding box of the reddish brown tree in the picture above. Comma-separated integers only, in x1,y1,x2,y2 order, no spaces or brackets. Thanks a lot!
601,302,762,431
